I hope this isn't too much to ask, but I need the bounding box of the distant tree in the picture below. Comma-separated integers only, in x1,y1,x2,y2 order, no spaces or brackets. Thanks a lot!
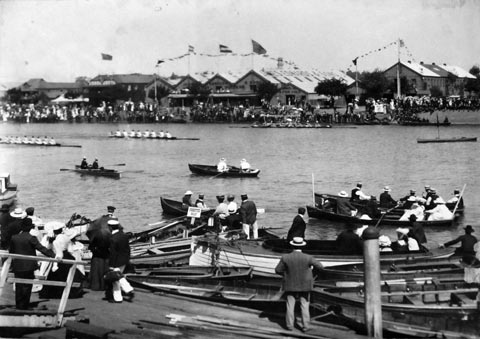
430,86,443,98
314,78,348,97
465,65,480,95
256,82,279,102
188,82,210,101
147,85,170,102
358,69,389,99
5,87,23,103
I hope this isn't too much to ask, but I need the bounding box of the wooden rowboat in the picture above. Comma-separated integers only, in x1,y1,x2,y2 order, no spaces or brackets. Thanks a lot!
126,273,285,310
312,278,480,338
65,166,121,179
316,257,467,284
160,197,214,217
133,265,254,280
417,136,477,143
188,164,260,177
189,236,455,274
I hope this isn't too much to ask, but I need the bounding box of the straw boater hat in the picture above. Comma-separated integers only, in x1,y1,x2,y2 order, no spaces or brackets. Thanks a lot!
290,237,306,247
464,225,474,233
396,227,410,236
383,186,391,192
10,208,27,219
378,235,392,247
185,190,193,195
338,191,348,197
434,197,445,204
107,219,120,228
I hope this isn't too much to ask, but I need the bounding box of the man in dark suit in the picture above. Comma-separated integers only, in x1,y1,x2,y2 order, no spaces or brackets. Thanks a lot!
275,237,323,332
9,218,55,309
379,186,397,208
239,194,258,239
286,207,306,241
335,223,363,254
106,219,134,302
1,208,25,250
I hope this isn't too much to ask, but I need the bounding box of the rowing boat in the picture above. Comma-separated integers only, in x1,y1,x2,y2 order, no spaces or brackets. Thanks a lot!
126,273,285,310
188,164,260,177
189,235,455,274
160,197,214,217
312,278,480,338
133,265,254,280
0,141,82,148
417,137,477,143
316,256,467,284
66,166,121,179
108,133,199,140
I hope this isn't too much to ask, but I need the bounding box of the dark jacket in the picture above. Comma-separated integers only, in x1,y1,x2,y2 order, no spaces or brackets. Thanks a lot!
9,231,55,272
286,215,306,241
239,200,257,224
109,230,131,267
335,230,363,254
336,199,356,216
444,234,477,255
379,192,397,208
1,217,22,250
275,250,323,292
89,228,111,259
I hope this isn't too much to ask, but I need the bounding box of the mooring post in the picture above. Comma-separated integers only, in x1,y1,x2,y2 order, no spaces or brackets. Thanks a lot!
362,227,383,338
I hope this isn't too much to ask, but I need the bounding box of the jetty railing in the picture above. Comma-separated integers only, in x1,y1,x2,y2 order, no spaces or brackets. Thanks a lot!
0,252,87,328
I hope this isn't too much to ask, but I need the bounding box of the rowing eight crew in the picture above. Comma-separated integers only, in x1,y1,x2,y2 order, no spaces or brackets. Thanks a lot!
0,136,56,145
110,130,173,139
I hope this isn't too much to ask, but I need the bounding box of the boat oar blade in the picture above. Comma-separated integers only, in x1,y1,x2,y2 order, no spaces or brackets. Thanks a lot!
59,168,73,171
108,163,126,166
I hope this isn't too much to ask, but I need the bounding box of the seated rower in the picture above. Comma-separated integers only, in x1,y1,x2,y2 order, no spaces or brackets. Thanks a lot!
217,158,228,172
165,131,173,139
158,130,165,138
128,130,136,138
135,130,142,138
149,130,157,138
446,189,464,209
239,159,251,172
195,194,208,210
143,130,150,138
182,190,194,209
80,157,89,169
379,186,397,208
49,137,56,145
42,136,49,144
425,197,453,221
363,196,381,219
122,130,128,138
92,158,99,169
336,191,357,216
22,135,29,144
35,136,43,144
351,182,371,201
114,130,122,137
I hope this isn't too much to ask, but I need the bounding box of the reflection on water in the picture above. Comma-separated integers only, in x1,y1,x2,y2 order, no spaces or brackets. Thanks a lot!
1,122,479,245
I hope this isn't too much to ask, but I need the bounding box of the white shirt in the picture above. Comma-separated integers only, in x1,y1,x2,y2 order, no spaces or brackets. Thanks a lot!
356,190,371,200
217,161,228,172
227,201,238,214
426,204,453,221
240,160,251,171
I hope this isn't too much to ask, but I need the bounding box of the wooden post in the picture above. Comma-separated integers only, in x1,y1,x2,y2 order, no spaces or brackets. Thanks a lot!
0,256,12,293
57,263,77,326
362,227,383,338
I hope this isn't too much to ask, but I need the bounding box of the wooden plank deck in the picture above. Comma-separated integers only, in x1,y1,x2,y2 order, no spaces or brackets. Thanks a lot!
0,280,367,339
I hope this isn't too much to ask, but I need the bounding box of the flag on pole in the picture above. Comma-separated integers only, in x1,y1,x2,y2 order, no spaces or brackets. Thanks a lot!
219,44,232,53
399,39,405,47
156,60,164,66
188,45,195,53
251,39,266,54
352,57,358,66
101,53,113,61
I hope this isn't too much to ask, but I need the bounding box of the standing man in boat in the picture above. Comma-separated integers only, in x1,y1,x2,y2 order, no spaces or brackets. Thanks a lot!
213,195,229,231
80,157,88,169
9,218,55,309
286,207,306,241
239,194,258,239
275,237,323,332
440,225,477,264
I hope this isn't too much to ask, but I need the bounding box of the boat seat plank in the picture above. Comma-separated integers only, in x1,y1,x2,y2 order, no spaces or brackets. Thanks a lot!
147,248,165,255
404,295,424,306
8,278,80,288
450,292,473,306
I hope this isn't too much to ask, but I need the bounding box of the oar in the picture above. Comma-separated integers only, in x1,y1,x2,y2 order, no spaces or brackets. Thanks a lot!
107,163,126,166
210,171,225,179
59,168,74,171
374,204,400,228
59,144,82,148
451,183,466,216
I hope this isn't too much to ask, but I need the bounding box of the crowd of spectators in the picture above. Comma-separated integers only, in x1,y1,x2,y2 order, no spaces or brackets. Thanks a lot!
1,95,479,125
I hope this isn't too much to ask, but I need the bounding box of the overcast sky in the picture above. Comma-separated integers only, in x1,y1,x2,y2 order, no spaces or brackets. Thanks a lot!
0,0,479,83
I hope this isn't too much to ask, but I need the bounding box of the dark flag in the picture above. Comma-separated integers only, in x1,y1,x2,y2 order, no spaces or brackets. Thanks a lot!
251,39,266,54
156,60,164,66
101,53,113,61
219,44,232,53
352,57,358,66
188,45,195,53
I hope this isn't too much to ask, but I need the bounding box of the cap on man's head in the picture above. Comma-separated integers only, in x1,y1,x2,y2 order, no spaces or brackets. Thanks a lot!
356,182,362,187
107,206,116,213
454,189,460,194
216,195,225,201
410,189,416,194
241,194,248,200
199,194,204,199
25,207,34,216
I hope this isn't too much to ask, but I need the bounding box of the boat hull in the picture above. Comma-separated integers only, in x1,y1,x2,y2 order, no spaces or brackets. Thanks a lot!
73,166,121,179
417,137,477,143
188,164,260,177
160,197,213,217
189,236,455,274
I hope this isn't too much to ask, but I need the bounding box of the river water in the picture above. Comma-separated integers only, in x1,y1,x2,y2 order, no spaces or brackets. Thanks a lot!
1,122,479,245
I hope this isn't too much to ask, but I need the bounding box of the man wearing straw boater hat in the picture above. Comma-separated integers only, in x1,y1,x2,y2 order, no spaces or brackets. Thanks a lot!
0,208,26,250
275,237,323,332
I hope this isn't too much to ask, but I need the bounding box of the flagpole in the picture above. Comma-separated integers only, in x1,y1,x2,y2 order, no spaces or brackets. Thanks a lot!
154,66,158,104
396,38,401,99
355,63,358,98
